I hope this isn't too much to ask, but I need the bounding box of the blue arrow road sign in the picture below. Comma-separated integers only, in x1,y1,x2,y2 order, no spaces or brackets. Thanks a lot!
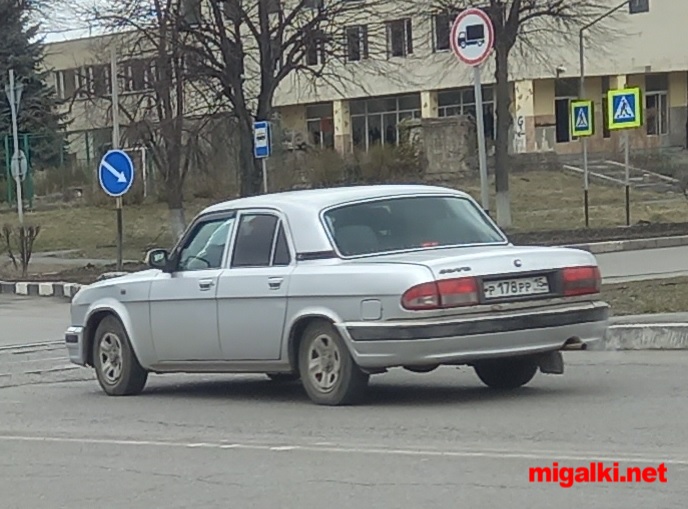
98,149,135,197
253,121,271,159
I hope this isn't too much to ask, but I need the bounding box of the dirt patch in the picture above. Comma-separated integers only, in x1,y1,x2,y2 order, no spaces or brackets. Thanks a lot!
602,277,688,316
507,221,688,246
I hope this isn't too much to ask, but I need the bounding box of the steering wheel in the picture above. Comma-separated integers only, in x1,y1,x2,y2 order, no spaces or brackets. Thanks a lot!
183,255,211,270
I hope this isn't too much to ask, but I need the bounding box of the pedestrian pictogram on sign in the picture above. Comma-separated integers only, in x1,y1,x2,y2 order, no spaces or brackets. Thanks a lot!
607,88,643,130
570,100,594,137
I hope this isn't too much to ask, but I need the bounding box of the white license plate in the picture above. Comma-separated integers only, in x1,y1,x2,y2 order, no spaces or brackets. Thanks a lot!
483,276,550,299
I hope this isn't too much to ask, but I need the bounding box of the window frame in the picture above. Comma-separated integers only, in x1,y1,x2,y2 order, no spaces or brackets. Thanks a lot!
229,209,296,269
386,18,413,59
645,91,668,136
319,194,509,260
345,24,369,62
171,211,237,273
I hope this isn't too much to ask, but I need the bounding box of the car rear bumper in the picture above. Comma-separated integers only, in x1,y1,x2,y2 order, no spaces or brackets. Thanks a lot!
335,301,609,369
65,326,87,366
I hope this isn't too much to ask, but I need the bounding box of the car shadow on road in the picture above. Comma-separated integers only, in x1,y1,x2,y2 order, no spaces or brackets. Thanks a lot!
130,374,600,407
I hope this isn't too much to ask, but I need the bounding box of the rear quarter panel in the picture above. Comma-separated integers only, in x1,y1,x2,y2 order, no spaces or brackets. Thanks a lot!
282,260,433,351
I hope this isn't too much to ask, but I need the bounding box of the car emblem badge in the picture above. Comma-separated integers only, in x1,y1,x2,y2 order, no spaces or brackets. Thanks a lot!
514,259,522,267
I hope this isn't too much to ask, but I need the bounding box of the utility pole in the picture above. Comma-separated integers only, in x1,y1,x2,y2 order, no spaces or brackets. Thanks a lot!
110,46,123,271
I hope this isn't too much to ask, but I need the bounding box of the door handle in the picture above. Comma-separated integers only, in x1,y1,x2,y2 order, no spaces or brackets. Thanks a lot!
268,277,283,290
198,279,215,291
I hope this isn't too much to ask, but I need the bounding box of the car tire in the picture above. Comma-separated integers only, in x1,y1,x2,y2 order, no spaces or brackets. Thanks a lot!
298,321,369,406
266,373,300,383
93,315,148,396
473,356,538,390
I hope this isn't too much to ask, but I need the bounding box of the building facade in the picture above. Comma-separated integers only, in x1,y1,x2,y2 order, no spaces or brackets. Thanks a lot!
41,0,688,164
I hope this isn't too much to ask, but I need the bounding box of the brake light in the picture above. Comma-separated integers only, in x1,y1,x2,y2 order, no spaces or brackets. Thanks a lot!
402,277,479,310
561,266,601,296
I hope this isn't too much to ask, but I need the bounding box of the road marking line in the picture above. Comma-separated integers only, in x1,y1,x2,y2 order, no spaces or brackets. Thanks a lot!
0,434,685,466
0,340,63,352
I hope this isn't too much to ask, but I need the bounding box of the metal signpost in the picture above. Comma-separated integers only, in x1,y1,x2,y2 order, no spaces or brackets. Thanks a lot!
253,120,271,193
607,87,643,227
97,47,135,270
570,100,595,226
449,8,494,215
4,69,25,225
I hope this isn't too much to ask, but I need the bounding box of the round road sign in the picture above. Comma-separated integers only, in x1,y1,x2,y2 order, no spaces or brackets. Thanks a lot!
450,8,495,66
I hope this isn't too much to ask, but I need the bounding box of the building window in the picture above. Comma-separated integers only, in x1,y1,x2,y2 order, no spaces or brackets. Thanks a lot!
386,19,413,58
76,65,111,97
433,10,457,52
306,30,326,66
306,103,334,149
646,93,668,136
437,86,495,139
351,94,421,150
53,69,77,99
554,78,578,143
645,73,669,136
629,0,649,14
346,25,369,62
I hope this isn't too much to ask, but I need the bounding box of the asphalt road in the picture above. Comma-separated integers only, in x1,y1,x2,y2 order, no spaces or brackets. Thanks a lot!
0,295,69,348
596,246,688,283
1,338,686,508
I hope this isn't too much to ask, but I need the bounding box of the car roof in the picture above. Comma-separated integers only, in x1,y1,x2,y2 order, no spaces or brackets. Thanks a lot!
201,184,471,215
200,184,475,255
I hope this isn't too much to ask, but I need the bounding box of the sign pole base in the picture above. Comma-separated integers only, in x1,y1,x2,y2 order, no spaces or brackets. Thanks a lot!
583,137,589,227
116,197,123,271
624,130,631,227
262,158,268,194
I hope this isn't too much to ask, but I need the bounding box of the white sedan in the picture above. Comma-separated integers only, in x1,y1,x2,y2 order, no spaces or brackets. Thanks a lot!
65,185,609,405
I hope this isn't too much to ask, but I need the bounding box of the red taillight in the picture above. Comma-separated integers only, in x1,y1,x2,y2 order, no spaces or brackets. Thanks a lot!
402,277,479,310
562,266,601,296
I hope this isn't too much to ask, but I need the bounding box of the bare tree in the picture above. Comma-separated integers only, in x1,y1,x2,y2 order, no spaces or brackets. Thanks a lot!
180,0,398,197
69,0,224,236
419,0,616,227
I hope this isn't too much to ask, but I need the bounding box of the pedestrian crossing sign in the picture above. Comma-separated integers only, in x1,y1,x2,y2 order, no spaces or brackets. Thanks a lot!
607,88,643,130
570,100,594,137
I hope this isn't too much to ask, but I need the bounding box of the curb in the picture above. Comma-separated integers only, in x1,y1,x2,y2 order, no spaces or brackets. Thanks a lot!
598,323,688,350
0,281,82,301
564,234,688,255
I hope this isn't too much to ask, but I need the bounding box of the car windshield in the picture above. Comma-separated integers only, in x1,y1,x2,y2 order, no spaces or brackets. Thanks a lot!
323,195,506,256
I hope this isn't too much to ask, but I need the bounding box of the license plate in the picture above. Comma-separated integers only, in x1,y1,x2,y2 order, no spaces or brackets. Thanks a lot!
483,276,550,299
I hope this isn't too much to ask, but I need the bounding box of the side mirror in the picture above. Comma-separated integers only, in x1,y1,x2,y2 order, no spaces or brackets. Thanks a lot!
145,248,170,270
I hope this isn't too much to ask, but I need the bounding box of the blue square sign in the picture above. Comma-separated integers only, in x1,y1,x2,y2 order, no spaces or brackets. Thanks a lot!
608,88,642,130
253,121,271,159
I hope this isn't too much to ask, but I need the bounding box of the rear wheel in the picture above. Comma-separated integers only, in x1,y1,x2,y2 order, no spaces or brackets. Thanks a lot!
473,356,538,390
93,316,148,396
298,321,369,406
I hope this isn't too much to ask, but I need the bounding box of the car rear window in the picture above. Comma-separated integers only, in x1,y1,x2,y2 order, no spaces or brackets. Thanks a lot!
323,195,506,256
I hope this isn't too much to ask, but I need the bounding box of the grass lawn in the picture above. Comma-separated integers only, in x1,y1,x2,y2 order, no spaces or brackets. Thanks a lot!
602,277,688,316
0,169,686,261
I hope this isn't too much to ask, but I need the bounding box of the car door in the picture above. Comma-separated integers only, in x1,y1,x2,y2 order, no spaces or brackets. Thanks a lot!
216,210,296,361
149,212,236,362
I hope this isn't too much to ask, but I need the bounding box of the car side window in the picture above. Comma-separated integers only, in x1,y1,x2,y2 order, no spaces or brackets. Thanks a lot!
178,217,235,271
231,214,279,268
271,223,291,266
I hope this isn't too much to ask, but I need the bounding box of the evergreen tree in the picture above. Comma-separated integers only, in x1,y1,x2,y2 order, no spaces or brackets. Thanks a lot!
0,0,69,174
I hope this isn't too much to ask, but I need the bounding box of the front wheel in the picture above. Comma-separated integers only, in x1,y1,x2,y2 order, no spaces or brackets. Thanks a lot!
298,321,369,406
93,316,148,396
473,356,538,390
